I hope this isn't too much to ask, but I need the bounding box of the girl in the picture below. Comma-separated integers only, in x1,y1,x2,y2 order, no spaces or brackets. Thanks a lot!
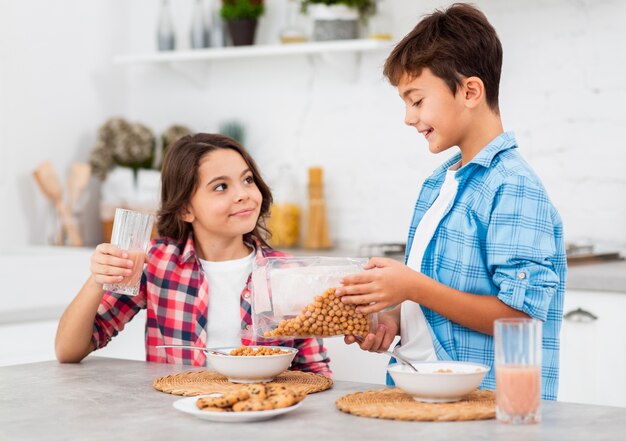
55,133,331,375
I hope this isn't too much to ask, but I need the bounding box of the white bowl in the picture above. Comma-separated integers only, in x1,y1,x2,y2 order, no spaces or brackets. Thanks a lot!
387,361,489,403
206,346,298,383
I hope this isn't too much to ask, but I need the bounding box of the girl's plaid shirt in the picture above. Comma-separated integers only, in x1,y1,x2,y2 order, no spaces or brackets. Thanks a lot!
91,234,331,376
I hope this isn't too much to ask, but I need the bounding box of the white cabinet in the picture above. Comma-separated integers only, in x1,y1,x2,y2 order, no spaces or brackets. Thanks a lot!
0,320,58,366
559,289,626,407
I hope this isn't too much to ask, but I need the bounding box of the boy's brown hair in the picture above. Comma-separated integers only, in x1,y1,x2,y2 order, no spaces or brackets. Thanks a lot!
383,3,502,113
157,133,272,247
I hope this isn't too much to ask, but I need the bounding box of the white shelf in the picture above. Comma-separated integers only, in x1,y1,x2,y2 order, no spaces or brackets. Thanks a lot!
114,38,394,65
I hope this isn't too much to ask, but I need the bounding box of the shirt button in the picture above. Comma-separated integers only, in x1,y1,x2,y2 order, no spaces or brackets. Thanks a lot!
245,325,251,330
243,292,250,300
517,272,527,280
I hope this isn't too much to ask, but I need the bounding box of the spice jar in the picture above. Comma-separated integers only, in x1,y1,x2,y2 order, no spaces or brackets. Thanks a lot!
304,167,332,250
268,165,301,248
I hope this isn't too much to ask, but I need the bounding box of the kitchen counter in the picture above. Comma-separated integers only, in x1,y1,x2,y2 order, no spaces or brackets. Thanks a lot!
566,260,626,293
1,357,625,441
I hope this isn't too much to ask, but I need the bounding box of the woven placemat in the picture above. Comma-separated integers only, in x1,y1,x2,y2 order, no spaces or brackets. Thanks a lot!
336,388,495,422
154,370,333,397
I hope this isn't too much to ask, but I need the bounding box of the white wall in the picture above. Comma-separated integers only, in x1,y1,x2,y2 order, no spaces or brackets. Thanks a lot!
0,0,130,251
1,0,624,253
125,0,626,253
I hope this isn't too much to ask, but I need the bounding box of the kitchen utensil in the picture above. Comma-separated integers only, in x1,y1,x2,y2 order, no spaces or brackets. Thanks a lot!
353,335,418,372
205,346,298,383
387,361,489,403
173,395,303,422
494,318,542,424
303,167,332,249
102,208,154,296
67,163,91,214
33,161,83,246
156,345,231,356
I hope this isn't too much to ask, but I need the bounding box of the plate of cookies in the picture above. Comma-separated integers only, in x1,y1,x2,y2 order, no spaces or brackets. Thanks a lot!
173,384,305,422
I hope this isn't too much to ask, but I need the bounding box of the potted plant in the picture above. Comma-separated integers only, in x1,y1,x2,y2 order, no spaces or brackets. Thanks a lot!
220,0,265,46
300,0,376,41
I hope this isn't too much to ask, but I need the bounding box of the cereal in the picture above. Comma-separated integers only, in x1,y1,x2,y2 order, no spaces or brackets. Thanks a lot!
229,346,291,356
434,369,453,373
264,288,371,338
196,383,303,413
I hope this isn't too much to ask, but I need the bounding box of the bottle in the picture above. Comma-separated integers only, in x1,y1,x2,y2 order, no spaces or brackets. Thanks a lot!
190,0,210,49
208,0,226,47
304,167,332,250
157,0,176,51
368,0,393,41
268,165,301,248
280,0,307,44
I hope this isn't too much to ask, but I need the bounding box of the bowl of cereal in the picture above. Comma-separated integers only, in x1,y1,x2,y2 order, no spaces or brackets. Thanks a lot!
206,346,298,383
387,361,489,403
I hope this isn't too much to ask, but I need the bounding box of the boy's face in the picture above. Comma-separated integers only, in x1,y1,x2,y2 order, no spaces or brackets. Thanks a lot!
398,68,469,154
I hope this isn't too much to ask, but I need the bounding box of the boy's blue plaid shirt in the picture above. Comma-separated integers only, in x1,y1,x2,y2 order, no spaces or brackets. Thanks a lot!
402,132,566,400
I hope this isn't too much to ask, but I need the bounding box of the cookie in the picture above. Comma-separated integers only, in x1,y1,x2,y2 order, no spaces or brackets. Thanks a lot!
198,406,230,412
232,399,274,412
244,384,267,400
196,392,244,409
265,384,289,397
267,392,296,409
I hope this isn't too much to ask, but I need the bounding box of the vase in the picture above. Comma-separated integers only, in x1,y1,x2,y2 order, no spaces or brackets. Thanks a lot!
226,18,258,46
309,4,359,41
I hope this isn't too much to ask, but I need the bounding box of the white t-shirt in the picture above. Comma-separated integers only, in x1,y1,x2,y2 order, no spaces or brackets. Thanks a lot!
397,164,460,363
200,251,255,349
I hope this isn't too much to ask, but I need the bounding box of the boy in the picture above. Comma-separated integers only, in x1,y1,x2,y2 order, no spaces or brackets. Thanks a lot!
337,3,565,400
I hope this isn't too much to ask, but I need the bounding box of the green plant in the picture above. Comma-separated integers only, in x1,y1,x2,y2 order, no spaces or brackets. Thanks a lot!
220,0,265,20
300,0,376,19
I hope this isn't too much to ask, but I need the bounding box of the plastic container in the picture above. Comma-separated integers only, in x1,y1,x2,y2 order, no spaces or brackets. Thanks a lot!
250,256,377,339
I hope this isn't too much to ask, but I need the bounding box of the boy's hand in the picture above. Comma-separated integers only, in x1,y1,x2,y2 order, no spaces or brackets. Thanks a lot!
89,243,135,286
336,257,421,314
344,310,399,353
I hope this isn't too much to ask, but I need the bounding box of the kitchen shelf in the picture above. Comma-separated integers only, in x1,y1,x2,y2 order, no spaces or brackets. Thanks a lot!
114,38,394,65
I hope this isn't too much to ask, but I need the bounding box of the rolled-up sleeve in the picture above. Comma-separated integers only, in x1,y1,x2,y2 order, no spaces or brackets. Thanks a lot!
486,176,561,322
91,273,148,349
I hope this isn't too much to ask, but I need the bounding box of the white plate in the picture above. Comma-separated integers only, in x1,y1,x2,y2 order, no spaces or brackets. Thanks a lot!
173,394,303,423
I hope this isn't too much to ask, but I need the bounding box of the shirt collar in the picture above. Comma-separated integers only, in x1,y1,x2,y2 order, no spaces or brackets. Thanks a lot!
180,233,196,263
430,131,518,179
465,131,518,169
179,232,269,264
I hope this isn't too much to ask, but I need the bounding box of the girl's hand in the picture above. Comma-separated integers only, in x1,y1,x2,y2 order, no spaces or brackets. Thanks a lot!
89,243,135,286
336,257,423,314
344,310,399,353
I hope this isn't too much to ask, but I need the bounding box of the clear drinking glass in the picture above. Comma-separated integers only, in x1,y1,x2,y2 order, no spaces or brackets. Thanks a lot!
494,318,542,424
102,208,154,296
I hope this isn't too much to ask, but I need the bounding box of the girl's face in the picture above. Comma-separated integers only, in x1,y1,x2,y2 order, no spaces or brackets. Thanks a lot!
398,68,470,154
182,149,262,242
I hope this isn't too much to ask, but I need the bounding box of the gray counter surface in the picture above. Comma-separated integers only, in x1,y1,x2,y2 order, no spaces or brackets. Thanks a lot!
566,261,626,293
1,357,625,441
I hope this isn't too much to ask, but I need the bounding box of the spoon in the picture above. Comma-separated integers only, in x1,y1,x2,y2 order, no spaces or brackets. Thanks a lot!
352,335,419,372
156,345,231,356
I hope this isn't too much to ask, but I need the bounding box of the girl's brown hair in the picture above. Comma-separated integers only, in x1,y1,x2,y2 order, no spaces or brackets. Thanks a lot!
383,3,502,113
157,133,272,247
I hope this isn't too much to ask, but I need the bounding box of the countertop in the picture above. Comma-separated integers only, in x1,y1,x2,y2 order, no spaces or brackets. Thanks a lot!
566,260,626,293
1,357,625,441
